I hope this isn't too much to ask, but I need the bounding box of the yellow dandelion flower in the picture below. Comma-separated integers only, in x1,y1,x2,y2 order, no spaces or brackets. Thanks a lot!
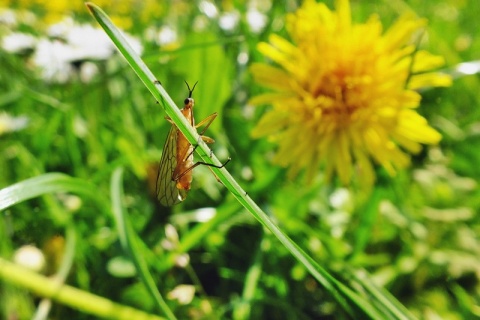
250,0,452,187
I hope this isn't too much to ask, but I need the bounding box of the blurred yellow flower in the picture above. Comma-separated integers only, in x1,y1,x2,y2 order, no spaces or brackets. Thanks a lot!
250,0,452,187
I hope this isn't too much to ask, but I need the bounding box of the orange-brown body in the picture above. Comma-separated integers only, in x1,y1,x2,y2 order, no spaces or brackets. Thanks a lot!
174,98,195,191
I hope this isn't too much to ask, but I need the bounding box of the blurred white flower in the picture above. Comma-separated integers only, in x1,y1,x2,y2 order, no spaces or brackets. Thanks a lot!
327,188,354,238
2,32,37,53
167,284,196,304
79,61,99,83
175,253,190,268
246,9,267,33
165,224,179,243
157,26,177,46
0,8,17,26
329,188,353,212
0,8,36,27
32,19,143,83
219,10,240,31
161,224,179,250
32,38,74,83
199,0,218,18
13,245,46,272
57,193,82,212
0,112,29,135
63,24,114,61
47,16,76,39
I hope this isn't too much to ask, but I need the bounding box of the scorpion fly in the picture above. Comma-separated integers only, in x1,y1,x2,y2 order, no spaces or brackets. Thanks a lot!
156,81,230,206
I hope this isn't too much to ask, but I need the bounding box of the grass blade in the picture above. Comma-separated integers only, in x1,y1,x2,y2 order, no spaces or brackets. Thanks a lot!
110,167,177,320
0,173,108,213
0,257,165,320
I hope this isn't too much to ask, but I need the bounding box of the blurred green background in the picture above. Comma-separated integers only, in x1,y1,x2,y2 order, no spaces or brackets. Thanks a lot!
1,0,479,319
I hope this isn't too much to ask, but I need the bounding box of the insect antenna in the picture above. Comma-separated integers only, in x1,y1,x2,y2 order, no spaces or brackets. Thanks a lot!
184,80,198,98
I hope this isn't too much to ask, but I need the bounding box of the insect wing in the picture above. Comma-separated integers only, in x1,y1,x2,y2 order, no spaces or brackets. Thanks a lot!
156,126,187,206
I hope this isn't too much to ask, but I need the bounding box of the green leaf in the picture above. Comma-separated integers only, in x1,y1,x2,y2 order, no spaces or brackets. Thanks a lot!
0,173,108,213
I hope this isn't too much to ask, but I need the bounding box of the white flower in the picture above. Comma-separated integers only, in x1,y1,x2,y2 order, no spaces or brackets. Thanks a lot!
31,38,74,83
329,188,353,212
0,8,17,26
0,8,36,27
47,16,76,39
219,10,240,31
31,19,143,83
13,245,46,272
2,32,37,53
157,26,177,46
63,24,114,61
167,284,196,304
199,0,218,18
0,112,29,135
79,61,99,83
246,9,267,33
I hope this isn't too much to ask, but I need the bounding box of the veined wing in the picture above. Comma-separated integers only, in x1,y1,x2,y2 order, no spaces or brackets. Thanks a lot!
156,125,187,206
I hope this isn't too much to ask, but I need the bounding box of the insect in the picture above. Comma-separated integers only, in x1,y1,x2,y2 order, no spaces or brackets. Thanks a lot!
156,81,230,206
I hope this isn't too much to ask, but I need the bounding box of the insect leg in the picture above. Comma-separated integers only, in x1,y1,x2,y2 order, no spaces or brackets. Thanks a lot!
181,112,218,159
173,157,231,182
183,134,216,162
196,112,218,135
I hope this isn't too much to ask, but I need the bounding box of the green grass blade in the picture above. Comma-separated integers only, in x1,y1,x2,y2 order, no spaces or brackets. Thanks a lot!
0,257,165,320
233,233,263,320
86,3,412,318
345,268,417,320
110,167,177,320
0,173,108,213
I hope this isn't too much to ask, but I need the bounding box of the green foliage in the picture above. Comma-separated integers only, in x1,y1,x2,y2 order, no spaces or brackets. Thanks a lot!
1,1,480,319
